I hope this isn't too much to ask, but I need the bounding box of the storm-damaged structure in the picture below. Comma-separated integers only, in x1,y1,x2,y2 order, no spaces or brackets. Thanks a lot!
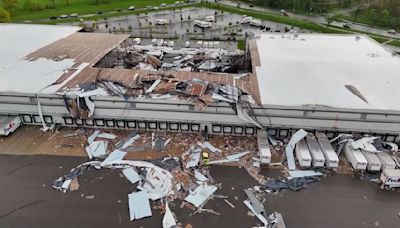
1,24,400,142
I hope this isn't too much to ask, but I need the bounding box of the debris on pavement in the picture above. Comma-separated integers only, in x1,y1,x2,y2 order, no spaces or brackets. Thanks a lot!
224,199,235,208
285,129,308,170
122,167,141,184
185,184,218,208
85,195,95,200
162,202,177,228
101,150,127,166
288,170,323,179
264,176,321,192
128,190,152,221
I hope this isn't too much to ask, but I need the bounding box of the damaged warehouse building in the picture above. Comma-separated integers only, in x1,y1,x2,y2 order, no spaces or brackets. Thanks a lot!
1,24,400,143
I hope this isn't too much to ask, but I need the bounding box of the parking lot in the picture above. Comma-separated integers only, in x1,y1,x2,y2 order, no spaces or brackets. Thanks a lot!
66,7,310,49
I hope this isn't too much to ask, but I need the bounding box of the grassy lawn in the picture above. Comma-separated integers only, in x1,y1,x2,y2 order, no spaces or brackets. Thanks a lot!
2,0,179,22
388,40,400,47
237,39,245,50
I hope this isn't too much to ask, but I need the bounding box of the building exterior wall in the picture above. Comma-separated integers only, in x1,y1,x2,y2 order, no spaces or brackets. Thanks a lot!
0,92,399,141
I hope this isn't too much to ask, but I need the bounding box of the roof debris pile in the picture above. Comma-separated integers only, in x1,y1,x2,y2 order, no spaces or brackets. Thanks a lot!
243,187,286,228
52,129,261,226
96,40,248,74
61,72,257,116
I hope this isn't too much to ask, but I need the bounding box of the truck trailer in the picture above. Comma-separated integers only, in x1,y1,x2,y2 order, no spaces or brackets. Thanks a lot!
380,169,400,188
295,139,312,168
0,115,21,136
257,130,271,165
305,134,325,167
362,151,382,172
344,143,367,171
377,152,396,170
316,132,339,168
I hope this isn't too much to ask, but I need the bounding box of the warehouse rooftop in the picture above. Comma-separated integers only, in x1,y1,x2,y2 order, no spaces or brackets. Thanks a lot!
253,34,400,111
0,24,128,94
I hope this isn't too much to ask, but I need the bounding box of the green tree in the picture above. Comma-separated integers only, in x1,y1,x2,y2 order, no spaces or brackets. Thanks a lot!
3,0,18,15
47,0,55,8
3,0,18,10
23,0,42,11
0,6,11,22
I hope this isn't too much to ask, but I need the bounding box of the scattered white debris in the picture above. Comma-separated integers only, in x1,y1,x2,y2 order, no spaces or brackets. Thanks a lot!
101,150,127,166
162,202,177,228
61,179,72,190
203,141,222,153
122,134,140,149
209,151,250,164
122,167,141,184
224,199,235,208
288,170,323,179
186,151,201,168
185,184,218,208
87,130,100,144
285,129,308,170
85,195,95,200
97,133,117,140
128,191,152,221
85,141,108,159
194,170,208,182
243,199,268,226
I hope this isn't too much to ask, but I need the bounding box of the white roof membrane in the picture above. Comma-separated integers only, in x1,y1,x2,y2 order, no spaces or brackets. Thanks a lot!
255,34,400,111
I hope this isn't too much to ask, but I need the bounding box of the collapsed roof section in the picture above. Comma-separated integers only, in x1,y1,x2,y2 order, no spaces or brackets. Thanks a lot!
94,38,251,74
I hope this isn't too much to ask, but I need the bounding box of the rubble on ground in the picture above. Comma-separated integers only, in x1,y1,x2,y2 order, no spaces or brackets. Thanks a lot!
52,129,260,226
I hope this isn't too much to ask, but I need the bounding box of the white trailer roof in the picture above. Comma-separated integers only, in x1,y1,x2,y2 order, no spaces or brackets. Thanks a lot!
352,149,368,163
255,34,400,111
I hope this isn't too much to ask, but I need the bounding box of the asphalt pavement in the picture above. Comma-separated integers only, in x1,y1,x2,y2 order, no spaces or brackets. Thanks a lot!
0,154,400,228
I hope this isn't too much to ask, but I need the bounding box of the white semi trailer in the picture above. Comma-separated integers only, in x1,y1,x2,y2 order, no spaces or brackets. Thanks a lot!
0,116,21,136
344,143,367,171
316,132,339,168
257,130,271,165
295,139,312,167
362,151,382,172
380,169,400,188
377,152,396,170
305,134,325,167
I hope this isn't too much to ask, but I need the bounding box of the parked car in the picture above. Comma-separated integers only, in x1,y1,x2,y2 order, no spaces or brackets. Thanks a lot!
161,3,167,7
388,29,397,34
205,16,215,22
69,13,78,17
280,9,289,17
155,19,168,25
59,14,69,19
96,11,103,15
49,16,58,20
128,6,135,10
343,23,351,29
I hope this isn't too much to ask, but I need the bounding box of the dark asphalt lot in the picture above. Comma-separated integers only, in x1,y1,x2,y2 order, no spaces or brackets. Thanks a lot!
0,154,399,228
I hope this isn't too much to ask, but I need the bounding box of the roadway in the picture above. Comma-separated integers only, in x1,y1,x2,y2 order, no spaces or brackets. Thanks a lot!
218,0,400,39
